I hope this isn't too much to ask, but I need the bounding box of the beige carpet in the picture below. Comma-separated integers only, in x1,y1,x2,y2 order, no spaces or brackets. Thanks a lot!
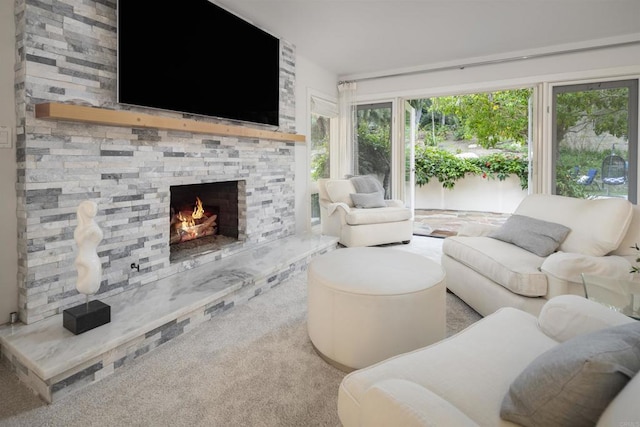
0,238,481,427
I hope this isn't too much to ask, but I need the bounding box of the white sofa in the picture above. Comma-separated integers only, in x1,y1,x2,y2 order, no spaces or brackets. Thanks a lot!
317,178,413,247
338,295,640,426
442,193,639,317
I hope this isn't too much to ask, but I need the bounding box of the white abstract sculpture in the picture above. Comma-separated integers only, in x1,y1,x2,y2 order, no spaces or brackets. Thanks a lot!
74,200,103,296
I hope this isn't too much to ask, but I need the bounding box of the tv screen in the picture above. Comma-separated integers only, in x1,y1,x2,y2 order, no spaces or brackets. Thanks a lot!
117,1,280,127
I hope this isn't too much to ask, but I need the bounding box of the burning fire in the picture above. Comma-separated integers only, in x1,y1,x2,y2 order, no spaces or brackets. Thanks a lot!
177,197,205,229
192,197,205,220
170,197,217,245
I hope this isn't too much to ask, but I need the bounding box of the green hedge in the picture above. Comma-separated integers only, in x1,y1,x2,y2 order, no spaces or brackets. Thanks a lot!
414,146,528,190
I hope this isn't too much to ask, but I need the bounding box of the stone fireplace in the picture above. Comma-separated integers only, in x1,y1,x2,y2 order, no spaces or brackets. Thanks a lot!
169,180,246,261
13,0,299,325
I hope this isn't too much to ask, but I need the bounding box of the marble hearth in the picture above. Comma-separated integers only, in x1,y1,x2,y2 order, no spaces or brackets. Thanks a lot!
0,234,338,403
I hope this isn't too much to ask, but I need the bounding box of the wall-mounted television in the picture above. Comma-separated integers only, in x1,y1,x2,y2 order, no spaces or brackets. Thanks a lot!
117,0,280,127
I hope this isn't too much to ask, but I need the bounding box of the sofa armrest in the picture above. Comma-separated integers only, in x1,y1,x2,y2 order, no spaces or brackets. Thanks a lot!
541,252,633,283
325,202,351,217
360,379,478,427
537,295,634,343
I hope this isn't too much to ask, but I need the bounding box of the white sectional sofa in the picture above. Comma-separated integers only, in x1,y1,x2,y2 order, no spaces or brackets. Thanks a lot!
317,177,413,247
442,193,639,316
338,295,640,426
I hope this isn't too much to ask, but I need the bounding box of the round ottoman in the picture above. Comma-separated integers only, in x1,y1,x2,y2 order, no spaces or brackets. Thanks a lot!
307,247,446,371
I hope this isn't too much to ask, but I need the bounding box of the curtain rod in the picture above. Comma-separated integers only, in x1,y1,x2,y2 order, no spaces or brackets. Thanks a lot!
339,40,640,85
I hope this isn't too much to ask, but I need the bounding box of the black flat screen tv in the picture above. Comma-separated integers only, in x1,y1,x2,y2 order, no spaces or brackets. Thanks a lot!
117,1,280,127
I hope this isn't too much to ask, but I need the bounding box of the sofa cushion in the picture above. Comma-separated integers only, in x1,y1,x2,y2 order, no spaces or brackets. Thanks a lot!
515,194,633,257
325,179,357,207
500,321,640,427
345,206,412,225
350,191,386,208
488,214,570,257
443,236,548,296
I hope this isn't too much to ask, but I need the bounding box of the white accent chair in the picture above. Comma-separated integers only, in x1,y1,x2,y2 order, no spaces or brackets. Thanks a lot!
317,178,413,247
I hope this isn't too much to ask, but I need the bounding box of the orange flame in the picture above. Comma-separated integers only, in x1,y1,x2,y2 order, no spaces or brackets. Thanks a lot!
192,197,204,220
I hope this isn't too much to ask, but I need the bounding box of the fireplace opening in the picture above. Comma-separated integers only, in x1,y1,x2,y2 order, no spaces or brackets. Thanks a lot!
169,181,244,261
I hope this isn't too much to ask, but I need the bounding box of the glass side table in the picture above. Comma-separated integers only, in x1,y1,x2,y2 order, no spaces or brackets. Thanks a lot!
581,274,640,320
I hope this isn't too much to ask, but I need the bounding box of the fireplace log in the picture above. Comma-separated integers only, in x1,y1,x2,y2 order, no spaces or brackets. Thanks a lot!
170,214,218,245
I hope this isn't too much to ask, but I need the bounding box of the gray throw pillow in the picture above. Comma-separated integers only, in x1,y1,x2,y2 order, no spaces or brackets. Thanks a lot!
350,191,386,209
349,175,385,194
488,214,570,257
500,321,640,427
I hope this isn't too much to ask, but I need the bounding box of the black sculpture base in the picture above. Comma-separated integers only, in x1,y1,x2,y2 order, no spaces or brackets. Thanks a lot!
63,300,111,335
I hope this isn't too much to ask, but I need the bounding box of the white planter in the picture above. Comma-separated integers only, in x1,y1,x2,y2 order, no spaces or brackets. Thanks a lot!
414,174,527,213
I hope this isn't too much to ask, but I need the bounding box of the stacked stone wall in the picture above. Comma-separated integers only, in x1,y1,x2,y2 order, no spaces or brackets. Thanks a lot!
14,0,298,324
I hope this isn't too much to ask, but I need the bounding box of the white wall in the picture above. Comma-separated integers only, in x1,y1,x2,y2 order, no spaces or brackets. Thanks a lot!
0,2,17,325
294,54,337,234
415,175,526,213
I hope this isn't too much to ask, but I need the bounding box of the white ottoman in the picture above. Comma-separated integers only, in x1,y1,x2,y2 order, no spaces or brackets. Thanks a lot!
307,247,446,371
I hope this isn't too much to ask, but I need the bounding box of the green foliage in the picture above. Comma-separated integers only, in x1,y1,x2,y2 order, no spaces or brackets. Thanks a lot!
310,115,330,180
356,105,392,192
554,163,587,198
429,89,532,148
414,146,528,190
414,147,479,189
555,146,628,199
468,152,529,189
556,88,630,143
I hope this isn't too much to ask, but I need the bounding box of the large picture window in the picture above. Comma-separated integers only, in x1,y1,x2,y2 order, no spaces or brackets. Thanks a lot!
552,79,639,203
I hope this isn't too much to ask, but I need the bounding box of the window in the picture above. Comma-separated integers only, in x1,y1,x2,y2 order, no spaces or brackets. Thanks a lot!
309,94,338,228
552,79,638,202
354,102,393,197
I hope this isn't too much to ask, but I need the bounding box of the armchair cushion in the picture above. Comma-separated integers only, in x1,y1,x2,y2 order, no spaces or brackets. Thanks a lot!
350,191,386,208
501,321,640,427
345,206,412,225
488,214,570,257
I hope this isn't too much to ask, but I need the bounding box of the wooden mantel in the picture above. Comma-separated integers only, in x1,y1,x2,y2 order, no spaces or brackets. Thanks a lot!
35,103,306,143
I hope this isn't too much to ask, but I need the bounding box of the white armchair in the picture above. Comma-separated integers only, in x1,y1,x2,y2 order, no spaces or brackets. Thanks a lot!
317,178,413,247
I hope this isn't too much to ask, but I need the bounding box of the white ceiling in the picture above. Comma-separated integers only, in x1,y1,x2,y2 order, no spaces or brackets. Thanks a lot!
215,0,640,79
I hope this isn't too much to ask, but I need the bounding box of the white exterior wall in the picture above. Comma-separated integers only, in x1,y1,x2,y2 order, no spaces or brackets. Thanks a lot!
415,175,527,213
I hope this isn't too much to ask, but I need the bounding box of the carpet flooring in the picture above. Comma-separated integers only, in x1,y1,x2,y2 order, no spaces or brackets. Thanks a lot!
0,236,481,427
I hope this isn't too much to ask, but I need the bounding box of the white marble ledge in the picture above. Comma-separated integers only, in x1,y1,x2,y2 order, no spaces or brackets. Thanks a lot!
0,233,338,381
